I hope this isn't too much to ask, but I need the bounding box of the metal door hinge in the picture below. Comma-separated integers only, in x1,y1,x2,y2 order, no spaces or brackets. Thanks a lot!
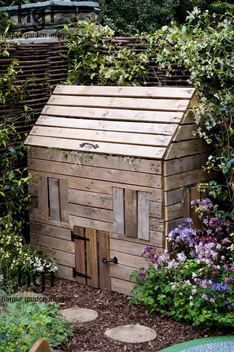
73,268,91,280
71,232,90,242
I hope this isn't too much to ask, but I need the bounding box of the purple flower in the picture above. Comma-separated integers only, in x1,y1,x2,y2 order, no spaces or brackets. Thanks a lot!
224,278,234,284
195,279,213,288
212,283,229,292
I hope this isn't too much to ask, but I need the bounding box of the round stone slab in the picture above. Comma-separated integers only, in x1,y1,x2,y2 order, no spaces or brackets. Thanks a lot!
104,324,157,343
61,307,98,323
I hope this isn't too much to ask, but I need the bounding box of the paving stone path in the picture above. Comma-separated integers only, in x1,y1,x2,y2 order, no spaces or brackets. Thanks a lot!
61,307,99,323
61,306,157,345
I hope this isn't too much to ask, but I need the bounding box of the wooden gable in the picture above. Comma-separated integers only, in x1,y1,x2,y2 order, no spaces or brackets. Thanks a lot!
25,85,196,159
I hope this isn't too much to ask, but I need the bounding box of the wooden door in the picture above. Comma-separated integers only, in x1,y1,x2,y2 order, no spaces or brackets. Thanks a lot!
72,226,111,290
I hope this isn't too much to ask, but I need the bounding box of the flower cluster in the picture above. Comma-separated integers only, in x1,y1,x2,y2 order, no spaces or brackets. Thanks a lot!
131,199,233,327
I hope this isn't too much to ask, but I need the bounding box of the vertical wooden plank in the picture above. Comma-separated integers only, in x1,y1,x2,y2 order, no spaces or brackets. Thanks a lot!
113,187,124,235
124,189,137,237
74,226,86,285
98,231,111,291
183,189,191,218
138,192,150,240
48,178,60,221
59,179,69,222
190,186,201,228
38,175,49,219
86,228,99,288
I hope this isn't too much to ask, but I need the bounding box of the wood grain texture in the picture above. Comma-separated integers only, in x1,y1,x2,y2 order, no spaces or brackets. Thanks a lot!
113,187,124,235
74,226,86,285
124,189,138,238
37,115,177,137
54,85,195,99
29,146,163,174
26,135,166,159
49,95,190,112
98,231,111,291
38,175,48,219
86,228,99,288
111,277,135,295
48,178,60,221
138,192,150,240
31,125,171,147
41,105,183,123
59,179,69,223
28,158,162,188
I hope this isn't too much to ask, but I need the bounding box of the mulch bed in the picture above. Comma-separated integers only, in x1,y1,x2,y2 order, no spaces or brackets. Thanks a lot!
43,279,223,352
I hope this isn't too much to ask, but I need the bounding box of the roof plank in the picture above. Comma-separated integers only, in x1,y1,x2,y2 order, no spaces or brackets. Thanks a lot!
54,85,195,99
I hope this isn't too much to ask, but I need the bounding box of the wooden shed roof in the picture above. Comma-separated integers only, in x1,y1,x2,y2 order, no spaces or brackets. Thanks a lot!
25,85,196,159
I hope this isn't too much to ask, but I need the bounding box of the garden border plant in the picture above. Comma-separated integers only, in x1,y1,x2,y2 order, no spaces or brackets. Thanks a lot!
0,38,58,293
130,199,234,328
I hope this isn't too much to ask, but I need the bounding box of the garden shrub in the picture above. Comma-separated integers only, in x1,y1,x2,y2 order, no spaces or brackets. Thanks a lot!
99,0,234,35
0,300,73,352
130,199,234,327
63,21,149,86
149,9,233,215
0,42,57,291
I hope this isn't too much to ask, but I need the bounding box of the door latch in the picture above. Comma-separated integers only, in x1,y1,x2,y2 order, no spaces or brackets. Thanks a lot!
102,256,118,265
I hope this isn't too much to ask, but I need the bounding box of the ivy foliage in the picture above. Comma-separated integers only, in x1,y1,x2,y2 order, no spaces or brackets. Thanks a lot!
63,21,148,86
0,44,57,290
99,0,234,35
149,9,233,215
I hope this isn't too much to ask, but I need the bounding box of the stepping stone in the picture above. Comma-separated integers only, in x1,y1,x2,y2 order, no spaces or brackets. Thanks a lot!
104,324,157,343
61,307,98,323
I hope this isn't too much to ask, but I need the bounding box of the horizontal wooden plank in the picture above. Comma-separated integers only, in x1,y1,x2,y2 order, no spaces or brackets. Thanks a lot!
69,203,113,223
165,203,184,221
164,152,208,176
111,277,135,295
30,209,71,229
31,233,74,253
57,264,75,281
31,244,75,267
48,95,190,112
29,147,162,174
110,264,136,282
30,125,171,147
54,85,195,99
37,115,177,136
165,139,207,160
164,168,208,191
150,218,164,232
110,232,164,249
110,239,145,256
30,222,71,240
110,250,147,268
42,105,183,123
69,189,112,209
28,158,162,188
30,171,164,202
165,188,183,206
69,215,113,233
25,135,166,159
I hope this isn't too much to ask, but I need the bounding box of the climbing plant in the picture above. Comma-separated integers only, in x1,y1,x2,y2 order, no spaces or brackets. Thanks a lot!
63,21,149,86
149,8,233,217
0,42,57,291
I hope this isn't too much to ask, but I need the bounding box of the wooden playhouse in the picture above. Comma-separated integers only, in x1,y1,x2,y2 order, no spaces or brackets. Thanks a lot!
25,85,209,294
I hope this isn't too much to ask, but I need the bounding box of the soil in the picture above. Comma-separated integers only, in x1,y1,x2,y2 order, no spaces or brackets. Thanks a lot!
43,279,223,352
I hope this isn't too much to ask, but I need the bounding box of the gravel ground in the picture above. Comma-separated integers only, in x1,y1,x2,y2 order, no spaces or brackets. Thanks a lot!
43,279,225,352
